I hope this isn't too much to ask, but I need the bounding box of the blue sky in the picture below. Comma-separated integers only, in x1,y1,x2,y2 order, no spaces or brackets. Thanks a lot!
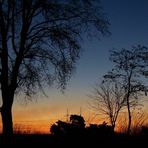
67,0,148,92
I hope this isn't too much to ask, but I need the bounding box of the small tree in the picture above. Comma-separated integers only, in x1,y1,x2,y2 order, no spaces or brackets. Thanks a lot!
89,79,125,131
104,45,148,134
0,0,109,137
70,114,85,128
50,115,85,135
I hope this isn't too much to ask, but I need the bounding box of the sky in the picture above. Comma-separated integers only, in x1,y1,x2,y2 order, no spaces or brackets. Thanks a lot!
1,0,148,133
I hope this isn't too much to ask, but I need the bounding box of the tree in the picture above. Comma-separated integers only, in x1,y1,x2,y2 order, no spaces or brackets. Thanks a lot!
50,115,85,136
104,45,148,134
0,0,109,136
89,79,125,131
70,114,85,128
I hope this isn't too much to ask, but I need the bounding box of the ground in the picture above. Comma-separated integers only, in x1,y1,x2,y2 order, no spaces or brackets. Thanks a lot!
0,133,147,147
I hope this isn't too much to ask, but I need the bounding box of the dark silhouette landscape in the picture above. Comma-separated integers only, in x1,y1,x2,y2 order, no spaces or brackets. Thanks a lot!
0,0,148,147
0,114,148,147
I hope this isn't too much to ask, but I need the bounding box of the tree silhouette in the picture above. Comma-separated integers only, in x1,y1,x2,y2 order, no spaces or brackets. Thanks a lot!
89,79,125,131
50,115,85,136
104,45,148,134
0,0,109,136
70,114,85,128
50,120,68,136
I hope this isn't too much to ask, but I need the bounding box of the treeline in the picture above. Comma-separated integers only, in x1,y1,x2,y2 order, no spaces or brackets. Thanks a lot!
49,114,148,147
50,114,148,136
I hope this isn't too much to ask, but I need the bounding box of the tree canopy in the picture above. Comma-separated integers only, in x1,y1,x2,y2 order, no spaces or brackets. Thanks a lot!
0,0,110,98
0,0,110,136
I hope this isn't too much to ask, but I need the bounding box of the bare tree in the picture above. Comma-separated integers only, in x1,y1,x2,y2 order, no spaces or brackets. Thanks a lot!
104,45,148,134
89,79,125,131
0,0,110,137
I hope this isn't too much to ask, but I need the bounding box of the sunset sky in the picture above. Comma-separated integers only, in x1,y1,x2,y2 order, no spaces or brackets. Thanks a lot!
1,0,148,133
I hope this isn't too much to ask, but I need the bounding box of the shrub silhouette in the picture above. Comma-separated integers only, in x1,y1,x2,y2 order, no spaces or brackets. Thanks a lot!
50,115,85,136
50,120,69,136
70,114,85,128
50,114,114,138
98,122,114,135
141,126,148,135
87,122,114,136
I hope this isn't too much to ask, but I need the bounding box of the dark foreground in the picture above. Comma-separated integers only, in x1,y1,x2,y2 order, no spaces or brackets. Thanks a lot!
0,133,147,148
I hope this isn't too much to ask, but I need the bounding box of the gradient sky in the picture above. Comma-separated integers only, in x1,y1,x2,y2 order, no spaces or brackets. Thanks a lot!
1,0,148,133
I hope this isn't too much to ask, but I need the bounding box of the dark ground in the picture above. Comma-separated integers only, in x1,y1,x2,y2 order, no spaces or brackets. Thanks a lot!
0,133,147,148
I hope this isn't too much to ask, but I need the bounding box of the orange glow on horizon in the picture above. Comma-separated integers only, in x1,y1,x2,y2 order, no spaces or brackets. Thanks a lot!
0,94,148,134
0,111,148,134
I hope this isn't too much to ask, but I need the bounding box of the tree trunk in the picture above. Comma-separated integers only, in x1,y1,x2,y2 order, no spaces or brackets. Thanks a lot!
0,92,14,144
1,105,13,136
110,118,115,132
112,122,115,132
127,98,131,135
